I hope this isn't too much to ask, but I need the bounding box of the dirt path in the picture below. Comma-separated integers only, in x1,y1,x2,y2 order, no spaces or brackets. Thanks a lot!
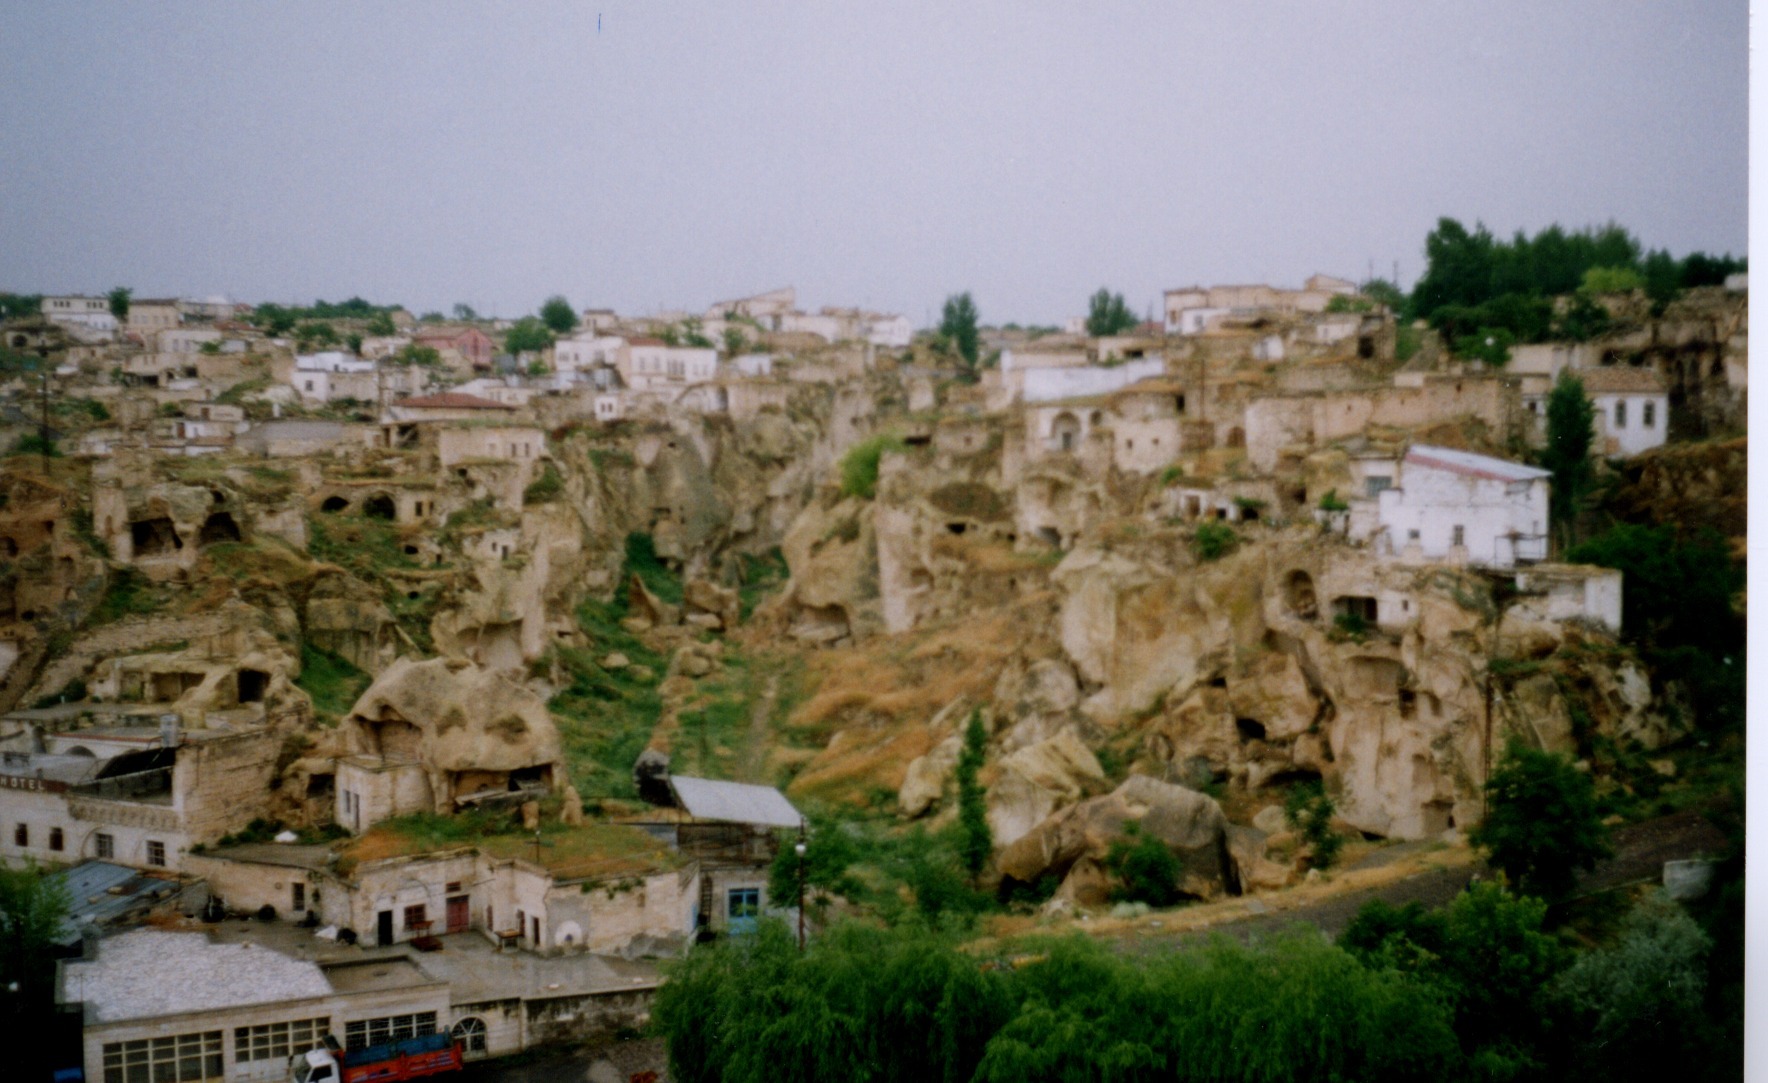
737,673,779,784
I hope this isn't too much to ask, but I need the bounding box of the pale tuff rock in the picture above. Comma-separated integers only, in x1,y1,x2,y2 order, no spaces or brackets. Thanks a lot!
984,727,1108,848
999,774,1231,901
343,656,563,812
682,577,741,632
898,734,962,818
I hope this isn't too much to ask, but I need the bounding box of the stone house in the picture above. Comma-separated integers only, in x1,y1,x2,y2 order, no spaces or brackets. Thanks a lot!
413,326,495,372
619,339,717,392
1363,445,1550,569
42,295,118,334
127,299,182,332
0,712,280,873
1578,366,1670,457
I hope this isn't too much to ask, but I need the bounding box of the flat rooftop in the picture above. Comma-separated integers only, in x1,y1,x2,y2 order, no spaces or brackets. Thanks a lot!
62,929,335,1023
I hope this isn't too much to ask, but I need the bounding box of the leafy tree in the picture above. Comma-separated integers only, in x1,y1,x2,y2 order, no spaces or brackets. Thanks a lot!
253,303,297,335
365,311,397,336
1540,372,1594,549
503,317,554,356
1581,265,1644,294
452,303,478,321
8,433,60,458
1103,822,1182,906
955,710,992,880
679,317,713,349
389,344,442,368
418,311,446,323
767,814,866,918
1549,893,1711,1080
344,333,363,356
0,293,42,319
1340,883,1568,1071
1358,278,1406,311
538,295,578,335
107,286,131,322
1555,293,1612,342
1084,288,1137,336
0,863,69,1019
1566,524,1743,731
1451,326,1514,367
1471,741,1610,900
1284,778,1342,868
293,320,338,350
722,326,748,355
939,292,980,370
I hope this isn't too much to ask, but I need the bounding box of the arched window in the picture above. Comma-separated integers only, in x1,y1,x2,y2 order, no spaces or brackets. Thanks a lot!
450,1017,487,1056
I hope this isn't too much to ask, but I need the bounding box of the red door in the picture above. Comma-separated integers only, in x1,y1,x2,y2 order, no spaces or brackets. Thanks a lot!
446,895,469,934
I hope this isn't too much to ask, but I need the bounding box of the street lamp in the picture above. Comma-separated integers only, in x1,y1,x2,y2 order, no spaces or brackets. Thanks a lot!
794,825,808,950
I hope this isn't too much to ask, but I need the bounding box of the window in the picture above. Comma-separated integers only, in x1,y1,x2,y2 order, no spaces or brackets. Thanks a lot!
450,1017,487,1054
515,908,525,939
95,833,114,859
530,916,539,943
404,904,426,930
1407,529,1420,541
50,827,63,852
13,823,25,847
235,1018,329,1064
1365,476,1392,497
1644,401,1656,427
343,1014,436,1052
292,882,305,911
147,841,166,867
1451,525,1465,547
728,888,760,923
1614,401,1627,428
103,1031,223,1083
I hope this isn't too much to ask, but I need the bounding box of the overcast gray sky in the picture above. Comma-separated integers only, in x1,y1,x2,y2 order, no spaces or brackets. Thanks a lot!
0,1,1747,326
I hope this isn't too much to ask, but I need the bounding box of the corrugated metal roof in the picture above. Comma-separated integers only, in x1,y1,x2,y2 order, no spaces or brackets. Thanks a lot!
667,776,803,828
51,862,184,945
1405,444,1550,484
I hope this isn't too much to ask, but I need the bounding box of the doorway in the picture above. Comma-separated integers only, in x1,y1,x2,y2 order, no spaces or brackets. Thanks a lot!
376,910,394,947
446,895,469,934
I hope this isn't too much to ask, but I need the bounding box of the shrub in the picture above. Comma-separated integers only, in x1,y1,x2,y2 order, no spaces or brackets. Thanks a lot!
523,463,564,504
1318,488,1349,512
1192,522,1237,561
1284,779,1343,869
838,434,904,500
1104,823,1183,906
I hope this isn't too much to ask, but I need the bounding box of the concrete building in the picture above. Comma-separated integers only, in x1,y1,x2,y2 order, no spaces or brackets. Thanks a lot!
1579,366,1670,457
42,296,119,333
61,928,452,1083
0,712,281,873
1367,445,1550,569
127,299,183,332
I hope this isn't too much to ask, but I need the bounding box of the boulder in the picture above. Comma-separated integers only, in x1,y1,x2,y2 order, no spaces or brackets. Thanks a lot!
558,784,585,826
626,574,680,628
683,578,741,632
986,728,1106,848
1251,804,1287,834
898,734,962,818
601,652,630,671
998,774,1231,899
1225,824,1293,893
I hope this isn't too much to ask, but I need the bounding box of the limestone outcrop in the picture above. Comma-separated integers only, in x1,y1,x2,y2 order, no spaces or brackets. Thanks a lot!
998,775,1231,901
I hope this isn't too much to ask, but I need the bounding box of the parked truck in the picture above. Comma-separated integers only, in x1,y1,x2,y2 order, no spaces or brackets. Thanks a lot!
290,1033,461,1083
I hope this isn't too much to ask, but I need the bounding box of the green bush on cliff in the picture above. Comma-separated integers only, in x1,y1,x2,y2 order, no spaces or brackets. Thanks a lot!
838,434,905,500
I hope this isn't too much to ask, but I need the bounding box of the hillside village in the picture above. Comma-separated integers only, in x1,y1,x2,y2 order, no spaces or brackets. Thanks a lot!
0,269,1747,1074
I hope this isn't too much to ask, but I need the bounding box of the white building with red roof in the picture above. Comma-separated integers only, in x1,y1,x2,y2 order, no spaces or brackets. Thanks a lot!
1371,445,1550,569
